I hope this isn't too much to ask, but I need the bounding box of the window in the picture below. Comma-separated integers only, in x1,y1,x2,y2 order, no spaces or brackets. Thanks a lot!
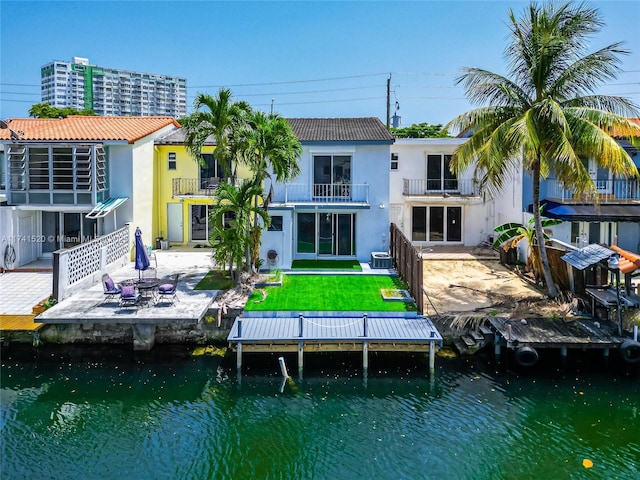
313,154,351,198
268,215,283,231
168,152,177,170
391,153,399,170
412,206,462,242
426,154,457,191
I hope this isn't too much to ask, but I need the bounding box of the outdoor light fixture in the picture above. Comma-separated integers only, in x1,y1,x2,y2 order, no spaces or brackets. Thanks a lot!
608,254,622,336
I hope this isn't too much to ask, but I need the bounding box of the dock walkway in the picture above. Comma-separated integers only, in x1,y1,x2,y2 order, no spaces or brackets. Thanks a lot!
228,314,442,376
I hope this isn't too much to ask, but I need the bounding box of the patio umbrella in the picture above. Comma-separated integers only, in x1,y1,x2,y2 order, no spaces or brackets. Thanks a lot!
134,227,151,281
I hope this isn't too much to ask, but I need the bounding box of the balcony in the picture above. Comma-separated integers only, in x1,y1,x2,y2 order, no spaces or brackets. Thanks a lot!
272,183,370,204
402,178,480,197
545,178,640,204
172,178,246,197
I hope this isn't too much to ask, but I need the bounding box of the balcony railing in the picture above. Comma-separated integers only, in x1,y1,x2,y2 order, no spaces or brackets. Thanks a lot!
172,178,247,197
273,183,370,204
545,178,640,203
402,178,480,196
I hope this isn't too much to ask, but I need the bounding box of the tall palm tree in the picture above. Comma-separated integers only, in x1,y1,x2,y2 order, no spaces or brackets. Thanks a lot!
232,111,302,270
447,1,640,298
181,88,252,181
233,110,302,207
208,181,270,284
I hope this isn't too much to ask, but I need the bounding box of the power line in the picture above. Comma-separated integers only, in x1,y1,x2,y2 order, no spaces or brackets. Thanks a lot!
188,72,389,89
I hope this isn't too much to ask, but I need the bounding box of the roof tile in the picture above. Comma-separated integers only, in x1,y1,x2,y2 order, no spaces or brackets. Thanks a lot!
0,116,181,144
286,117,393,142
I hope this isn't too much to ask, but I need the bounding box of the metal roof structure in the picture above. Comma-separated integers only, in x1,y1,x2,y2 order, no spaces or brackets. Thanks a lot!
561,244,615,271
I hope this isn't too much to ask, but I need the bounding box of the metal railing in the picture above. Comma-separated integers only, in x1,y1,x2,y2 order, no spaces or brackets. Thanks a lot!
273,183,370,204
545,178,640,203
172,178,246,197
402,178,480,196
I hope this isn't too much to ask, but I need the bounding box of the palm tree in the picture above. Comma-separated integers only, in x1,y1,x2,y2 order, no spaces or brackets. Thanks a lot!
447,1,640,298
208,181,270,284
181,88,252,182
493,207,562,275
232,111,302,269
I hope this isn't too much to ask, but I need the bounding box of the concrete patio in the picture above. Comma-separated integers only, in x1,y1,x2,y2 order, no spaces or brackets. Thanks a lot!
35,248,219,324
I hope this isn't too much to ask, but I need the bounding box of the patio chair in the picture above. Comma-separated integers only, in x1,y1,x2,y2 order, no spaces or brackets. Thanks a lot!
119,284,141,308
102,273,121,303
156,273,180,305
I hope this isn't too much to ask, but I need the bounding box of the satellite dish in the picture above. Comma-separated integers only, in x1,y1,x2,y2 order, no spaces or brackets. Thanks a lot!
0,119,9,129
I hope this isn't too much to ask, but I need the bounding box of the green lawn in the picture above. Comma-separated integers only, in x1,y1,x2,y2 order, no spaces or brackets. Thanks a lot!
290,259,362,271
194,270,233,290
245,274,415,312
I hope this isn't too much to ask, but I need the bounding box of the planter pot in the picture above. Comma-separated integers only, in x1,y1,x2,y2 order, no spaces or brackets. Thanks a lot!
32,305,46,315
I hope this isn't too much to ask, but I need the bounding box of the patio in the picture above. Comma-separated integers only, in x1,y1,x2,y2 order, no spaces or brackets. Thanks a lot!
35,249,219,324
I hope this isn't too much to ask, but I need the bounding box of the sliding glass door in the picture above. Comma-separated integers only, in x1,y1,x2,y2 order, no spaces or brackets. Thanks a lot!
297,212,355,256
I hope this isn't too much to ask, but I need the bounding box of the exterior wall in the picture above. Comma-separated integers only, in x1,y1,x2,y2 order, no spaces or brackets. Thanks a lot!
154,143,254,246
260,142,391,269
390,138,523,246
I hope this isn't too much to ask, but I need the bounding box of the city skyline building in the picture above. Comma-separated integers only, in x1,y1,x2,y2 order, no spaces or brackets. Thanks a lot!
41,57,187,117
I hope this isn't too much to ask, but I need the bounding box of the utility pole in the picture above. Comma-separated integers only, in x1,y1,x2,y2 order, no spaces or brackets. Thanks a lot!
386,74,391,129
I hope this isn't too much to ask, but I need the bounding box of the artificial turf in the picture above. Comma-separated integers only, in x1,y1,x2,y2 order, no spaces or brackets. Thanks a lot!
290,259,362,271
244,274,415,312
194,270,233,290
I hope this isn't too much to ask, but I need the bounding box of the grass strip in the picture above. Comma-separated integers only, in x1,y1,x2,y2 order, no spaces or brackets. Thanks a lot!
290,259,362,271
245,274,414,312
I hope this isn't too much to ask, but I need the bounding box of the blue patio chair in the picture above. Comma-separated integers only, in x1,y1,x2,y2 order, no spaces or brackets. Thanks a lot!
102,273,121,303
119,284,141,308
156,273,180,305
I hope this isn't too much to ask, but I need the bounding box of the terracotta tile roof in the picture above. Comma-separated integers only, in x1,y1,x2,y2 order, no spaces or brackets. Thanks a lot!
608,118,640,138
286,117,394,142
0,116,181,144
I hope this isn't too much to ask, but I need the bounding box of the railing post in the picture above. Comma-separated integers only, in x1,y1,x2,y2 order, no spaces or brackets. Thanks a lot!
299,314,304,337
363,314,368,337
236,317,242,338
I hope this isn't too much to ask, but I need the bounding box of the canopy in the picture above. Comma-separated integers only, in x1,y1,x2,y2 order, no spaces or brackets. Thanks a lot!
86,197,128,219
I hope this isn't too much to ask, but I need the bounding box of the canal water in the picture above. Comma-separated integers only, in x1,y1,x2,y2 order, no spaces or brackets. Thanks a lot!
1,345,639,480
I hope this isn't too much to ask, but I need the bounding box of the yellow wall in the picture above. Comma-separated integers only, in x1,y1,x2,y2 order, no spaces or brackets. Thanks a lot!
154,143,253,246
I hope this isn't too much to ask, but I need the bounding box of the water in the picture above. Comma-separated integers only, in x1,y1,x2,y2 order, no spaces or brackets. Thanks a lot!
1,345,639,480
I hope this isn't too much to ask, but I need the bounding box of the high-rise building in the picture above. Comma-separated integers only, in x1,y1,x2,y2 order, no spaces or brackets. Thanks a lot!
41,57,187,117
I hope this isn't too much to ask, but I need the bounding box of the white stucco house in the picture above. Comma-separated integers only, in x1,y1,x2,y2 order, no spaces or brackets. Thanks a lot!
260,117,394,269
0,116,179,269
389,138,523,247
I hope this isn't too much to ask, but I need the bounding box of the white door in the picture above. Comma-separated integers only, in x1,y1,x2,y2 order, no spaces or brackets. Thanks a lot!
18,215,37,265
167,203,183,243
588,159,611,194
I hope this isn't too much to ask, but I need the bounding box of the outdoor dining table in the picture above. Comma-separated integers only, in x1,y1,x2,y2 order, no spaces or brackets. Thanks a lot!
136,279,160,305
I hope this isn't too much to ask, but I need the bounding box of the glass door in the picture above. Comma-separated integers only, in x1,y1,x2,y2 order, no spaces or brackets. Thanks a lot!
318,213,334,255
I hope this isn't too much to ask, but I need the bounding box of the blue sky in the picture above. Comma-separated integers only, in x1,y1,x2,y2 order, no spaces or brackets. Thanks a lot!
1,0,639,127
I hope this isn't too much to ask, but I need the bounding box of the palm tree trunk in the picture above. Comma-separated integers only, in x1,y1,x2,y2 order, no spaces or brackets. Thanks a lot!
532,159,559,298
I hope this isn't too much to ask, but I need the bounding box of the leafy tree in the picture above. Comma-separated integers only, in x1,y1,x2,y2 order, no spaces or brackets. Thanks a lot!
29,103,96,118
390,123,451,138
447,1,640,298
208,181,270,284
493,208,562,274
180,88,252,182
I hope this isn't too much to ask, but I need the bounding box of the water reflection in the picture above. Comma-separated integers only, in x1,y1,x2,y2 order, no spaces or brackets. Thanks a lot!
1,345,639,480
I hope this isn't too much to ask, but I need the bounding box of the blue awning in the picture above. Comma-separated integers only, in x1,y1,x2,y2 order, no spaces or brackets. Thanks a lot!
86,197,128,219
528,200,640,222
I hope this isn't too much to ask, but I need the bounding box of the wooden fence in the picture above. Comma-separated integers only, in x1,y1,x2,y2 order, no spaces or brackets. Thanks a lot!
389,223,424,314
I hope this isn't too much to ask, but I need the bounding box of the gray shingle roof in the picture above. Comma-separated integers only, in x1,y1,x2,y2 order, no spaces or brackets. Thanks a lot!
286,117,394,142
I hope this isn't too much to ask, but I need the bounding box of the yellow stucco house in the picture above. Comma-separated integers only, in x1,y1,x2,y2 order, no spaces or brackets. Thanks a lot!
153,129,252,247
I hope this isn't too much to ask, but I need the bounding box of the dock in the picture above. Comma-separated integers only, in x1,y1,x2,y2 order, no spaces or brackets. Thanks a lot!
227,314,443,376
487,316,633,366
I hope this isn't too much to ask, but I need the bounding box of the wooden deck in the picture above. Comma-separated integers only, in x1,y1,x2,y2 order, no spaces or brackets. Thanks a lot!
228,315,443,375
488,317,623,350
0,314,45,331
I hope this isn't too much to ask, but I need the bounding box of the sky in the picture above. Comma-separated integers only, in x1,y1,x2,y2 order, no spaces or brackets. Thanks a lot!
1,0,639,128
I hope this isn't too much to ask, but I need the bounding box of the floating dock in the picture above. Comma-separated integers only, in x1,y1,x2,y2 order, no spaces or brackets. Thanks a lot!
487,317,638,366
227,313,443,376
